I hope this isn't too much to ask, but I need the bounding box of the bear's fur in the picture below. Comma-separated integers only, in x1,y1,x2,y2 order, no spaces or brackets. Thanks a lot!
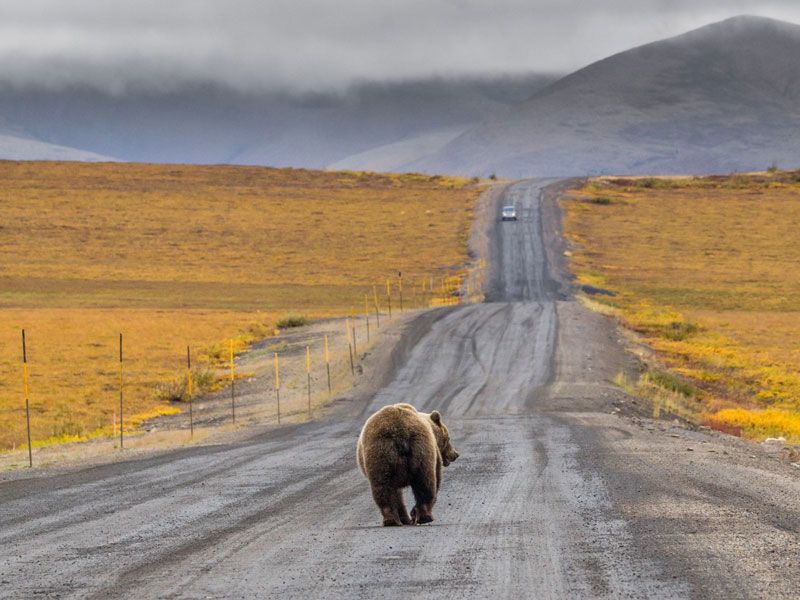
357,403,459,526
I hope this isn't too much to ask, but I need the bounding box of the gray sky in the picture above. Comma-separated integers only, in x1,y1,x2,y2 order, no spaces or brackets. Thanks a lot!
1,0,800,93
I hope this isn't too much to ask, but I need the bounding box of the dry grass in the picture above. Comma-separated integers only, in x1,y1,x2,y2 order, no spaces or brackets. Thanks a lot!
0,161,480,450
563,170,800,442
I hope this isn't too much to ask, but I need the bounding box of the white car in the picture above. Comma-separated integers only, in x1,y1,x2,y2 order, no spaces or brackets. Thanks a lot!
501,205,517,221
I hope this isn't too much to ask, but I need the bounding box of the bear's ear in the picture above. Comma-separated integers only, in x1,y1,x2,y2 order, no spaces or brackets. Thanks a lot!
430,410,442,425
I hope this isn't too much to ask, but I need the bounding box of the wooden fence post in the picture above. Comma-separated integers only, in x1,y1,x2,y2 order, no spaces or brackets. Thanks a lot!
306,346,312,418
274,352,281,424
21,330,32,467
230,339,236,424
119,333,124,449
187,345,194,438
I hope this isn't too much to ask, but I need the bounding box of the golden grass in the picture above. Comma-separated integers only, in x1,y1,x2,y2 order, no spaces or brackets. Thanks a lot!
704,408,800,441
0,161,480,450
563,170,800,442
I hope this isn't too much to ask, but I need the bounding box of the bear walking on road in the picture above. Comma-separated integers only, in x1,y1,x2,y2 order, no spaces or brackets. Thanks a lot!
357,403,459,526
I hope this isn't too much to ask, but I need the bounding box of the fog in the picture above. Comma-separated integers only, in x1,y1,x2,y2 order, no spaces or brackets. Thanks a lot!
1,0,799,93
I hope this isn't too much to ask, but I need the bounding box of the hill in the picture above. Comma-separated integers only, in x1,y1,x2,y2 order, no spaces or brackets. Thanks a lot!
0,125,111,161
0,76,555,168
414,16,800,177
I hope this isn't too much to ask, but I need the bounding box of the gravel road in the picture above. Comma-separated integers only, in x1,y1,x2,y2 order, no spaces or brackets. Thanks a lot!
1,180,798,599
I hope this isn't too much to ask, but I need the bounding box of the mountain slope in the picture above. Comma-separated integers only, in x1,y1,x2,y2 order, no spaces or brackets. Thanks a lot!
413,15,800,177
0,121,112,161
0,76,555,167
0,135,112,162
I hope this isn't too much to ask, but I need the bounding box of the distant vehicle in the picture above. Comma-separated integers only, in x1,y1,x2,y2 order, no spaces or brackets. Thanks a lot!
501,205,517,221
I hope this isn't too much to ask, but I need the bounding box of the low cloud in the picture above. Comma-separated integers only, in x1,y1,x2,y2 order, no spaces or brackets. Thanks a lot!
1,0,799,93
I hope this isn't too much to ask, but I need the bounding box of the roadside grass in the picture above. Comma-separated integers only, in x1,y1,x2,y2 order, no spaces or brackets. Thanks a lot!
613,370,699,421
564,170,800,443
0,162,480,450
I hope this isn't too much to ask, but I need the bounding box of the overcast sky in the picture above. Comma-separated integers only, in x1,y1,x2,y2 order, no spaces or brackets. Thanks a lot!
1,0,799,94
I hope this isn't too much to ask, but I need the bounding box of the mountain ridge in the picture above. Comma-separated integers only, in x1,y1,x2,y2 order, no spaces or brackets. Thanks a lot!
409,14,800,177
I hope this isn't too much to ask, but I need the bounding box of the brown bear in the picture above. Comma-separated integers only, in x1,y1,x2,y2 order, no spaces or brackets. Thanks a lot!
357,403,459,526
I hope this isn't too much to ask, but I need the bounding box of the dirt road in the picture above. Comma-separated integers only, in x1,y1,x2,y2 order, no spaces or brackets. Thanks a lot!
1,180,798,599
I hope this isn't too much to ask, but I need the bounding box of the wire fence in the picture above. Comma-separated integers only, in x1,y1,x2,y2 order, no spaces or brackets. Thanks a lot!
5,271,481,467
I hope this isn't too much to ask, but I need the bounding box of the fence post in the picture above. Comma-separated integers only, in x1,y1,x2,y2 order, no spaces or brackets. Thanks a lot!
351,314,357,356
346,318,355,377
386,279,392,317
398,272,403,312
373,285,381,328
274,352,281,424
21,330,32,468
325,335,332,396
306,345,312,418
119,333,124,449
368,295,373,339
229,339,236,424
187,345,194,438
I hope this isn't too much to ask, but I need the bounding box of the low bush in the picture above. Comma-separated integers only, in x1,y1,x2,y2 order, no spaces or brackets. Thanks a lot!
276,315,310,328
644,370,696,398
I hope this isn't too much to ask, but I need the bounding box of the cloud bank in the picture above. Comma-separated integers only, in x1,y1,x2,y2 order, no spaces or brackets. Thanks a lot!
1,0,799,93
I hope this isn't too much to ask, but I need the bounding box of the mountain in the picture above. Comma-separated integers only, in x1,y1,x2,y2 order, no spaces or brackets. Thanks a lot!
0,75,556,168
412,15,800,177
0,120,112,161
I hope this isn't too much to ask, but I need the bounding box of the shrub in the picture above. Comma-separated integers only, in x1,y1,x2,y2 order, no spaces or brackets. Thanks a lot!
640,177,657,188
662,320,701,341
276,315,310,328
154,366,220,402
154,378,186,403
644,370,696,398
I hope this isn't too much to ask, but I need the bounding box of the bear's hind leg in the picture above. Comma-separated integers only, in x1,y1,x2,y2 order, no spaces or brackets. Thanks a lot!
373,485,403,526
410,467,437,525
393,489,412,525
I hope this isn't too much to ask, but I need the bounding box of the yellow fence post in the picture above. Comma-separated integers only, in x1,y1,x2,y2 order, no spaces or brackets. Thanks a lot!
21,330,32,468
386,279,393,317
274,352,281,424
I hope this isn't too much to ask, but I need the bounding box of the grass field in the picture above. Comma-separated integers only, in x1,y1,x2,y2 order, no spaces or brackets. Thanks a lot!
0,161,480,451
563,170,800,442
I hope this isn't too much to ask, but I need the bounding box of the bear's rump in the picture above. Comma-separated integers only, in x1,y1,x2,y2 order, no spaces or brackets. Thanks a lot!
363,431,435,489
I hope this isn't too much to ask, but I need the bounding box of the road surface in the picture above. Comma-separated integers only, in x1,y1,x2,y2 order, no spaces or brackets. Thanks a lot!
1,180,798,599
